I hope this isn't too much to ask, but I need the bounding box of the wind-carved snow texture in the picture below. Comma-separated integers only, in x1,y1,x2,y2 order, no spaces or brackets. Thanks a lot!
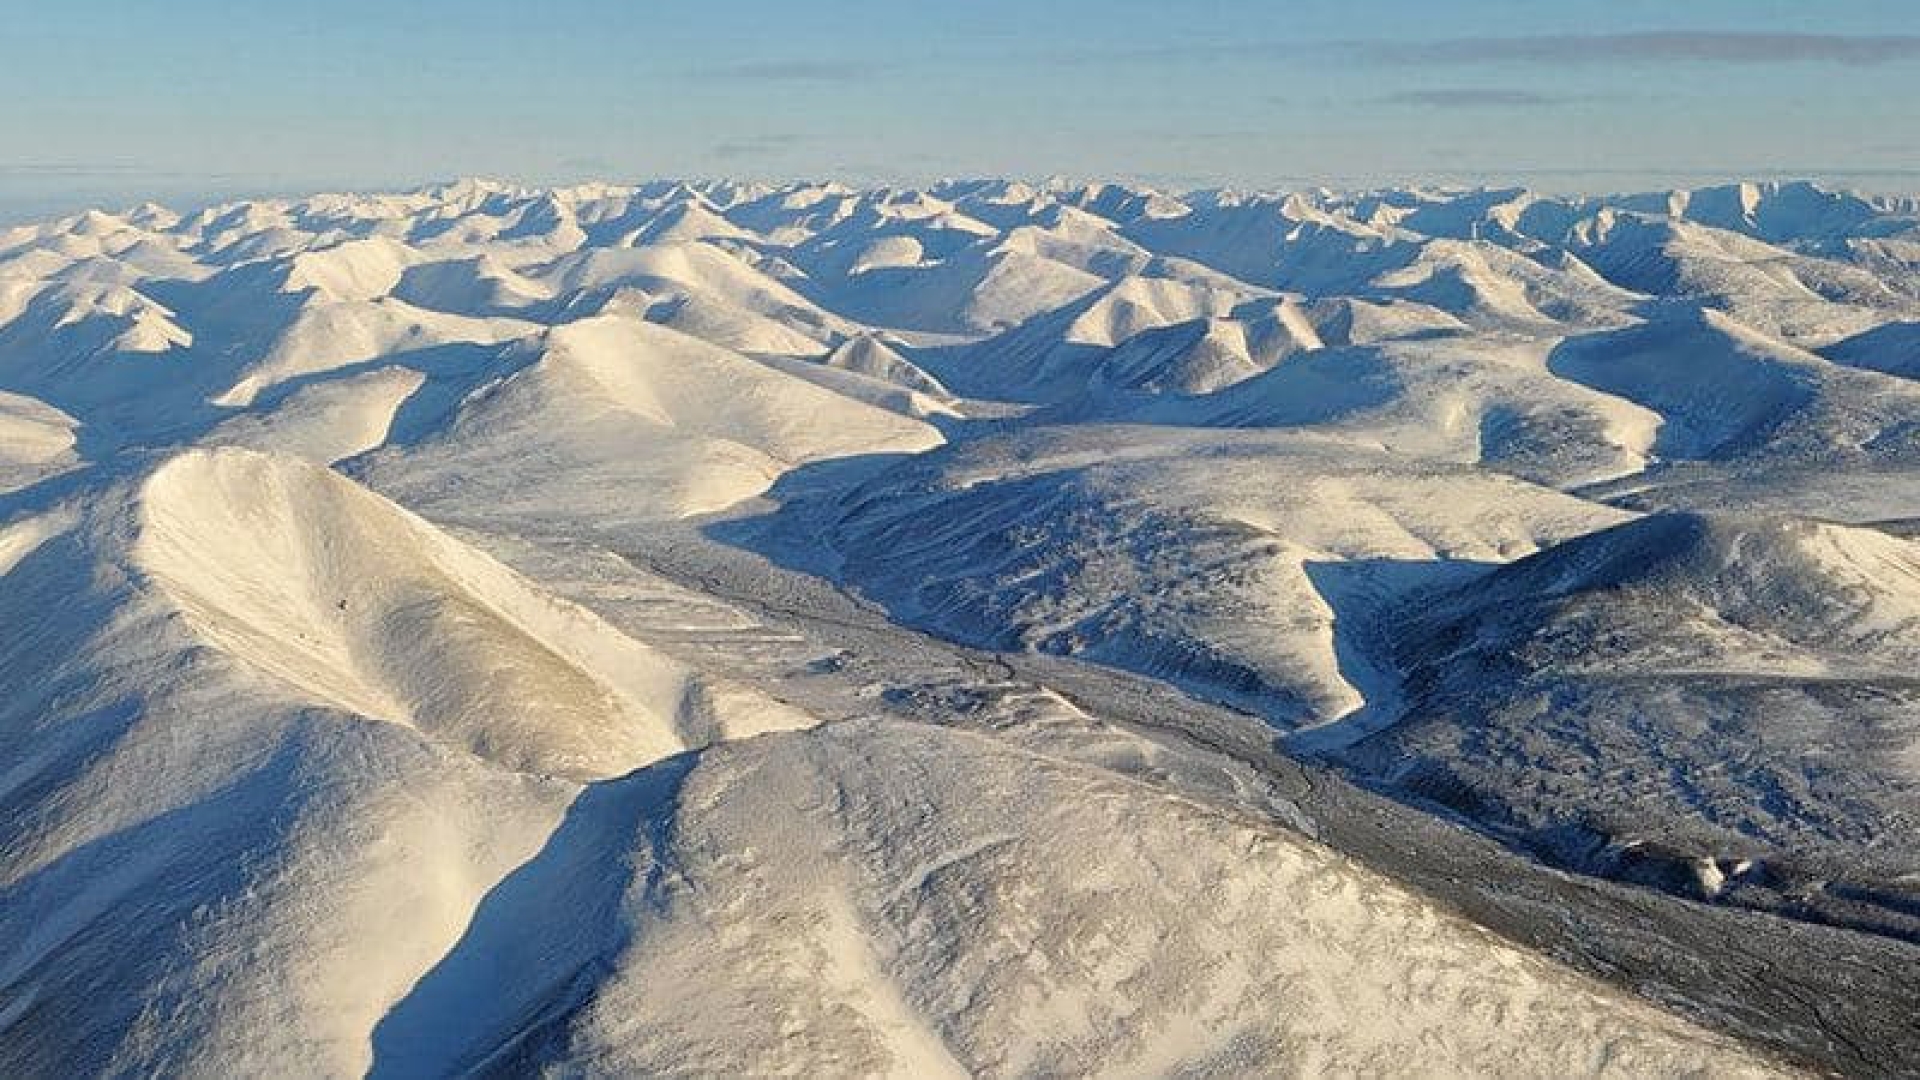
1,177,1919,1075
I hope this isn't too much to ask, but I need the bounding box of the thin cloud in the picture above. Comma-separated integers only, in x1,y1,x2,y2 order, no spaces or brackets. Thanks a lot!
710,134,812,160
1364,31,1920,66
0,162,269,183
0,163,149,177
1036,31,1920,70
1154,130,1266,145
692,60,884,83
1375,89,1571,108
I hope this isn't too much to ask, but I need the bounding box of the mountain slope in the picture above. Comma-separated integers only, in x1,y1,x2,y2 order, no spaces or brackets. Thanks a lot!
788,426,1627,726
359,315,944,523
366,718,1782,1078
1336,512,1920,934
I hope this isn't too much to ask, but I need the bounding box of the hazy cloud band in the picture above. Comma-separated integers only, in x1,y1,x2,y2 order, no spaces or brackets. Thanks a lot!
1364,31,1920,66
1374,88,1569,108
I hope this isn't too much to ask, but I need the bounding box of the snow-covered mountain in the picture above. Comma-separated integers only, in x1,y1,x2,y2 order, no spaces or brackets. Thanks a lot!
4,176,1920,1075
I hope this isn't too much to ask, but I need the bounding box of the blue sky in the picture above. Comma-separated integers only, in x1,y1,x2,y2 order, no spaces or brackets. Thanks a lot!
1,0,1916,218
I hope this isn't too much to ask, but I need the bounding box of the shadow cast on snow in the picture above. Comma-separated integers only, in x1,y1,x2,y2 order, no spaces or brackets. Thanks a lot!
368,752,696,1078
